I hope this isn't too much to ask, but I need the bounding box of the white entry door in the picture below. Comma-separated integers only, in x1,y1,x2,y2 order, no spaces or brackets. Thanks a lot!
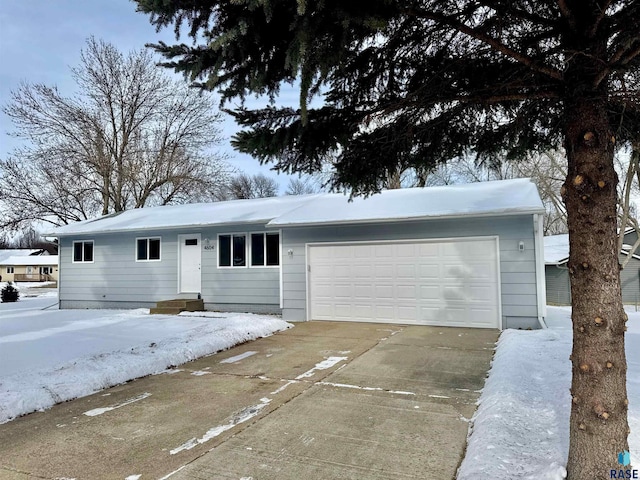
179,234,201,293
308,238,501,328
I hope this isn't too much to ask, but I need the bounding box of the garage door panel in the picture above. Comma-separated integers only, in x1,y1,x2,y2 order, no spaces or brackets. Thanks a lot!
354,245,373,258
397,284,417,299
419,263,440,279
374,305,395,321
374,244,393,258
375,284,394,299
353,284,373,299
397,305,418,320
396,263,416,278
333,284,353,299
418,243,440,257
443,286,467,301
374,264,394,279
421,285,441,300
308,239,500,328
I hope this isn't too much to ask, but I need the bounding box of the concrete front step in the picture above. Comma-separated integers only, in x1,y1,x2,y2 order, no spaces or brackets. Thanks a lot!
150,298,204,315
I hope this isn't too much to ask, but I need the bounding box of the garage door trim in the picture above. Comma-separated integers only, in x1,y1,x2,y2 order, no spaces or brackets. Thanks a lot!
305,236,502,329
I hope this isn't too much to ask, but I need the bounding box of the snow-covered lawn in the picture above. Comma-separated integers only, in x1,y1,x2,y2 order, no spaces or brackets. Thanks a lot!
458,306,640,479
0,292,291,424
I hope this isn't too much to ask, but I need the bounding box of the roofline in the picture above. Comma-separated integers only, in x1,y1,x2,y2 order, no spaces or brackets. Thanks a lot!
267,208,546,228
42,218,283,238
545,259,569,266
546,248,640,266
46,208,546,237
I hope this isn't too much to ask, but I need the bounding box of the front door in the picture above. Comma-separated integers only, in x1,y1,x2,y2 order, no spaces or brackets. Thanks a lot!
179,234,201,293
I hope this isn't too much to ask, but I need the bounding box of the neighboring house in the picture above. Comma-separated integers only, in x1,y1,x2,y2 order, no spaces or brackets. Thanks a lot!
0,255,59,282
544,232,640,305
45,178,547,330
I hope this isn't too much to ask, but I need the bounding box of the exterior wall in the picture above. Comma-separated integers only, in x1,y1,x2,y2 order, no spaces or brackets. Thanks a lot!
281,215,542,329
58,223,281,312
621,256,640,304
545,265,571,305
545,254,640,305
624,230,639,247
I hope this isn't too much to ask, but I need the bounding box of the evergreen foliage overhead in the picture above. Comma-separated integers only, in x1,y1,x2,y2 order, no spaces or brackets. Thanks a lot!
135,0,639,194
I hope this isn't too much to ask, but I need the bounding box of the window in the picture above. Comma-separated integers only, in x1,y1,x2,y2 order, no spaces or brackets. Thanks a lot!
6,267,14,274
40,266,53,275
251,233,280,266
218,234,246,267
136,238,161,261
73,240,94,263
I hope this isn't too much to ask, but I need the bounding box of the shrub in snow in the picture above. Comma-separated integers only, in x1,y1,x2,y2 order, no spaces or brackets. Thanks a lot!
1,282,19,302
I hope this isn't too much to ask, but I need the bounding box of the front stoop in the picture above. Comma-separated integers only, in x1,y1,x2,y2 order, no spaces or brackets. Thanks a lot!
150,299,205,315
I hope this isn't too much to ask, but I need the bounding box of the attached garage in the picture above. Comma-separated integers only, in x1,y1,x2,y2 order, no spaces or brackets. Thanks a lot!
307,238,500,328
270,178,547,330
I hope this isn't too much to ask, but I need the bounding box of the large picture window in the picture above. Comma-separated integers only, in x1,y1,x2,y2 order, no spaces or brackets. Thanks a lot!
218,234,246,267
251,233,280,266
136,238,161,261
73,240,94,263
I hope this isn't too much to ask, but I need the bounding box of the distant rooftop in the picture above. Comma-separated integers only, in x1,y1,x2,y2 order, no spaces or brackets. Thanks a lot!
0,249,45,264
0,255,58,266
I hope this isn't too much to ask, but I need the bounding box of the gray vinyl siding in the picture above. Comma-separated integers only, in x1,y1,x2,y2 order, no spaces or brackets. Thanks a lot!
280,215,541,329
545,254,640,305
545,265,571,305
58,223,281,312
621,257,640,304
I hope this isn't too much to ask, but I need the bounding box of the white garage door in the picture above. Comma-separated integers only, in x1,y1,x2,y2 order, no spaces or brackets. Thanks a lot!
308,238,500,328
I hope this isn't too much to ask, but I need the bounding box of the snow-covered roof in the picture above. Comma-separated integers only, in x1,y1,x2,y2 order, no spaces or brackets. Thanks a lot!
544,234,640,265
46,178,544,236
543,235,570,265
0,249,43,264
46,195,322,236
1,255,58,266
268,178,544,227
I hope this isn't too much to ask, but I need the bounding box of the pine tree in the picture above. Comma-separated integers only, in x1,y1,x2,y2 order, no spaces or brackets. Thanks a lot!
1,282,20,303
135,1,640,477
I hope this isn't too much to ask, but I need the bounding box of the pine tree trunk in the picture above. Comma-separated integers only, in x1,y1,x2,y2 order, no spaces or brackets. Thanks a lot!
564,97,630,479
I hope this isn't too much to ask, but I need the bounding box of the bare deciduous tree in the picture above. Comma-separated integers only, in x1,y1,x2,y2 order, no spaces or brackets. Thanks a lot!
285,176,320,195
224,173,279,199
0,37,230,230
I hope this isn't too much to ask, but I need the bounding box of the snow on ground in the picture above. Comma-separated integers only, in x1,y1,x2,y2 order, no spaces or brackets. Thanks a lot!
0,292,291,424
457,306,640,479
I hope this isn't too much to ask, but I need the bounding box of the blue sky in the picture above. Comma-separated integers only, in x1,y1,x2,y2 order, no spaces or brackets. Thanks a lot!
0,0,298,187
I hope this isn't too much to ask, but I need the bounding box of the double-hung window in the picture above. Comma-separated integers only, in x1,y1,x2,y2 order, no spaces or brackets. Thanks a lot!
73,240,94,263
136,238,161,261
218,234,246,267
250,233,280,266
6,267,14,274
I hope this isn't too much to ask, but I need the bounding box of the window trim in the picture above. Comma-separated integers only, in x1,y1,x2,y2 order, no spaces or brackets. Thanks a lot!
6,266,14,274
72,240,95,264
217,233,249,269
249,231,280,268
135,236,162,262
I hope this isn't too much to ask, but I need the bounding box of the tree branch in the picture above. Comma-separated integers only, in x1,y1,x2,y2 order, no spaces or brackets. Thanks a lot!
408,8,564,81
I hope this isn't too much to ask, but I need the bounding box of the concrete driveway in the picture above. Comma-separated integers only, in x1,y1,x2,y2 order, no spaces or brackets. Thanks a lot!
0,321,497,480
